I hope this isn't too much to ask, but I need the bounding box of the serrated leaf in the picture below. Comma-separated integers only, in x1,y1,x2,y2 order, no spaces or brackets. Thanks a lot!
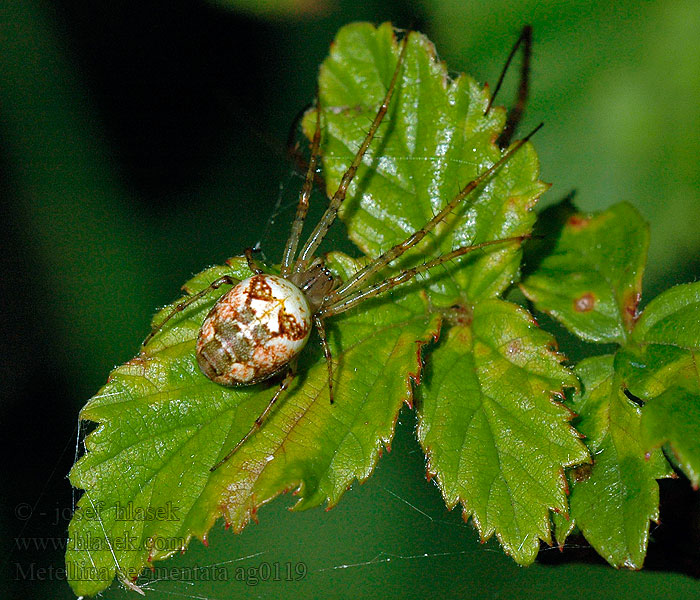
559,355,672,569
304,22,547,305
67,253,439,595
521,202,649,344
416,299,589,565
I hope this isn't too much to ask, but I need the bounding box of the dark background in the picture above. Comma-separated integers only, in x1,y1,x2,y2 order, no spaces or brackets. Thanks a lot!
2,0,699,598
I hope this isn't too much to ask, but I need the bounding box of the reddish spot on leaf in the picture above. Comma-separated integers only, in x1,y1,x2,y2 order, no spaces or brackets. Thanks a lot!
567,214,591,229
622,290,641,330
201,535,209,547
573,292,596,312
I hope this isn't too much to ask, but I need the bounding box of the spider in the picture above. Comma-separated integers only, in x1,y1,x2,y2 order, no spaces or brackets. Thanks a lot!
143,27,538,472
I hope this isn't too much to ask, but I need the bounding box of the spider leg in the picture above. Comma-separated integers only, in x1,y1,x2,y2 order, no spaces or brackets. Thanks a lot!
285,101,326,194
295,31,411,269
244,247,265,274
314,314,335,404
282,96,322,276
320,236,530,318
142,275,238,346
327,123,542,304
210,363,297,472
484,25,533,148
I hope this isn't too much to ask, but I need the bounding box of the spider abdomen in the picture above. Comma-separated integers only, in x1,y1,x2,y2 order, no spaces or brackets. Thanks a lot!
196,274,312,386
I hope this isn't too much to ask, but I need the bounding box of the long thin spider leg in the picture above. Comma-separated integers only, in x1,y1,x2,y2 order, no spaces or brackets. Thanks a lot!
314,314,335,404
244,247,265,274
327,123,542,303
295,32,411,271
142,275,238,346
498,26,532,147
286,101,326,190
484,25,532,121
320,236,529,318
210,364,297,472
281,97,322,276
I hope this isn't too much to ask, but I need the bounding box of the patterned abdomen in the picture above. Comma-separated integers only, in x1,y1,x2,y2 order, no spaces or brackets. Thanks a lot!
196,275,312,386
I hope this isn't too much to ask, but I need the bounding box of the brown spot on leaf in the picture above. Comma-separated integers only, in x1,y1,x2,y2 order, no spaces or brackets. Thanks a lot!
574,292,596,312
622,289,641,330
567,214,591,229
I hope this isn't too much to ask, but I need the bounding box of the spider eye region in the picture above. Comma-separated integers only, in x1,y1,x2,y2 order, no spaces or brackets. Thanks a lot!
196,274,312,386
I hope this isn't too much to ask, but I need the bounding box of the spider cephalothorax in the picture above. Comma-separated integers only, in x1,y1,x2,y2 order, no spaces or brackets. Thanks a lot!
144,27,537,472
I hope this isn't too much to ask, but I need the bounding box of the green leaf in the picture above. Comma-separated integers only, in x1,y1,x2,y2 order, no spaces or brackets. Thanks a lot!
616,282,700,485
305,22,548,305
641,385,700,488
521,202,649,344
558,356,672,569
416,299,589,565
631,281,700,350
67,253,439,596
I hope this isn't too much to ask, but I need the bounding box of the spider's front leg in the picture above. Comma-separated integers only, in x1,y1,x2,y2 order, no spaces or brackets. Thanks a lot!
143,275,238,346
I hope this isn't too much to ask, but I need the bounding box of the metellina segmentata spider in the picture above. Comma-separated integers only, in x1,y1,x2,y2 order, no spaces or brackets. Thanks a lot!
143,25,539,473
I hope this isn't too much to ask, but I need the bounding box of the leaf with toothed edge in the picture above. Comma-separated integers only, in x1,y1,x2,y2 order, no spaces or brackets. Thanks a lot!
67,22,576,596
555,355,673,569
303,21,548,306
521,202,649,344
416,299,589,565
66,252,439,596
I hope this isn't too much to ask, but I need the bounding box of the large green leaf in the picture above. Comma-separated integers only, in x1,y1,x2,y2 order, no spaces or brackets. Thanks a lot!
557,356,672,569
67,254,439,596
304,22,547,305
416,299,589,565
521,202,649,343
